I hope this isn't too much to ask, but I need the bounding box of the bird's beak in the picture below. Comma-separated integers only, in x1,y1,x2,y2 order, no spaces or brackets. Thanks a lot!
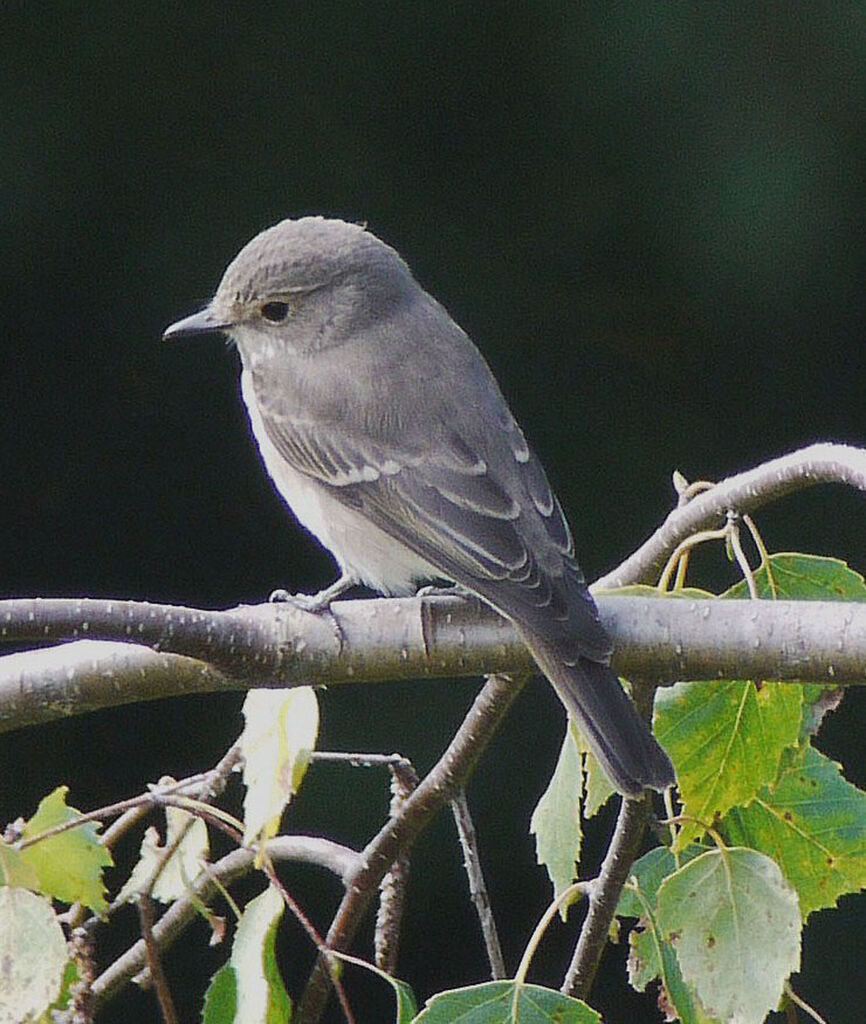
162,306,230,340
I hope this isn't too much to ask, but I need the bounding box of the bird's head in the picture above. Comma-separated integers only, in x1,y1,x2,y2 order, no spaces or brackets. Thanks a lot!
163,216,416,358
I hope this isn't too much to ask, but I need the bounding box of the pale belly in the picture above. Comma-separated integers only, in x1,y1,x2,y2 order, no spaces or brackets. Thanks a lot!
241,371,437,595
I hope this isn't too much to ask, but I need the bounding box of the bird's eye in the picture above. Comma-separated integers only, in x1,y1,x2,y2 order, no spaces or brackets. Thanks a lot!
260,301,290,323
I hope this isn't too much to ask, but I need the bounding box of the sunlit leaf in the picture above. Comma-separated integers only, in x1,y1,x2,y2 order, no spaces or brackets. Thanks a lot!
18,787,112,913
0,888,69,1024
655,680,801,846
530,725,582,913
118,803,209,904
240,687,319,845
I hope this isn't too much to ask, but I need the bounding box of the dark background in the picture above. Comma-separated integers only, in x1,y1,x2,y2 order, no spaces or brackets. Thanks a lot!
3,4,866,1021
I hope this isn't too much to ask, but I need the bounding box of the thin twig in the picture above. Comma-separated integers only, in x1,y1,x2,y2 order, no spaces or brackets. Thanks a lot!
262,866,356,1024
596,442,866,588
137,895,179,1024
561,795,651,999
91,836,359,1008
295,673,525,1024
451,790,506,979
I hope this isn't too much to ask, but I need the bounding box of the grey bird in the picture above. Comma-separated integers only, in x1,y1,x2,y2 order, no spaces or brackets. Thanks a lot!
164,216,674,797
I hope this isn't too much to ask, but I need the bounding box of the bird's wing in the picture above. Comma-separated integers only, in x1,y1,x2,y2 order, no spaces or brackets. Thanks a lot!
254,377,613,663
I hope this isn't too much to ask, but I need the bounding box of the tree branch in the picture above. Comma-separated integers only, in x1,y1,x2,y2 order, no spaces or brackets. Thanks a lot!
561,795,651,999
295,673,525,1024
596,442,866,588
1,596,864,731
90,835,359,1009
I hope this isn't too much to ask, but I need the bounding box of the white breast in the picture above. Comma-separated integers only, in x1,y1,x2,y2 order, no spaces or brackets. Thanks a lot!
240,370,437,595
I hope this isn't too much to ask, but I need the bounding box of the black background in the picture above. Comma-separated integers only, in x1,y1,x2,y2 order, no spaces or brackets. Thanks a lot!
3,5,866,1022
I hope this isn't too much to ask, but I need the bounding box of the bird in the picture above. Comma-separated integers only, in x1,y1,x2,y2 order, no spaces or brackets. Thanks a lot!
163,216,674,798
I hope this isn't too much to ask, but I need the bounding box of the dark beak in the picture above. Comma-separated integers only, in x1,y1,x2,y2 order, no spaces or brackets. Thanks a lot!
162,307,230,340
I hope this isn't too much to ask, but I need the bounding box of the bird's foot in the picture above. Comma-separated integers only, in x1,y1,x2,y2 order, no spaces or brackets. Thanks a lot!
269,575,357,649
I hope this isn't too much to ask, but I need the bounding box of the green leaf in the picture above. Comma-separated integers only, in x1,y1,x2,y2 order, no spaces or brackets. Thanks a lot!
530,726,582,911
232,886,292,1023
722,553,866,601
616,847,720,1023
656,847,801,1024
413,981,600,1023
655,679,801,846
570,722,615,818
722,745,866,918
328,950,418,1023
0,840,39,890
119,804,209,904
617,845,705,920
18,787,113,913
240,687,319,845
0,888,70,1024
202,963,237,1023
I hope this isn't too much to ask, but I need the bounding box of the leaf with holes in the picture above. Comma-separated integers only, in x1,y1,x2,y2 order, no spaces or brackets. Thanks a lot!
723,745,866,918
656,847,800,1024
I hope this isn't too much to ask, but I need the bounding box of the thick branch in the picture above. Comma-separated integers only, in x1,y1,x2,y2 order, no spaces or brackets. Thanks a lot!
596,442,866,588
1,596,865,731
562,795,650,998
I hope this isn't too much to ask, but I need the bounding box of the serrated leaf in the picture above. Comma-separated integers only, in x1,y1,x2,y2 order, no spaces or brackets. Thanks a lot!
617,845,705,920
119,804,209,904
655,680,801,846
723,745,866,918
232,886,292,1023
617,847,720,1023
656,847,800,1024
0,888,69,1024
570,723,615,818
202,962,237,1023
18,787,112,913
413,981,600,1023
241,687,319,845
530,726,582,912
723,553,866,601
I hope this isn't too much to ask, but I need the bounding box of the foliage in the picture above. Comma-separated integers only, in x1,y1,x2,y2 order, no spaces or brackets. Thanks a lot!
2,534,866,1022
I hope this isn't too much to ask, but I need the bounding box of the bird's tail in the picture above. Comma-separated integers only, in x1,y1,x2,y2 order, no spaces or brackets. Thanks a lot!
515,624,675,797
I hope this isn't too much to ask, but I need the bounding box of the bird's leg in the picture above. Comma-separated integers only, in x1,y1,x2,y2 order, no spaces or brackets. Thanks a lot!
269,573,357,650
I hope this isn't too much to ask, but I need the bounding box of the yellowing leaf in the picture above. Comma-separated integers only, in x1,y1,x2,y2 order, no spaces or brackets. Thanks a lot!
118,804,209,904
18,787,112,913
240,687,319,845
723,746,866,918
655,680,801,846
